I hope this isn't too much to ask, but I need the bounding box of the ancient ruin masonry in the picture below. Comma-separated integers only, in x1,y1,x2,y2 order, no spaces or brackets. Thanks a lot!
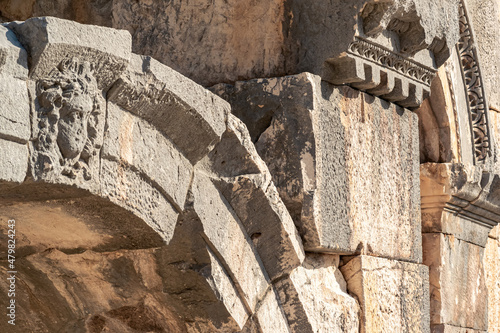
0,0,499,332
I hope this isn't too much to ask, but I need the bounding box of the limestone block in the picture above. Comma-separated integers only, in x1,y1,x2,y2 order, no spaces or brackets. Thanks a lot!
0,25,29,143
340,255,430,333
191,171,269,312
466,0,500,111
252,287,291,333
108,54,228,163
431,324,486,333
421,163,499,246
490,224,499,240
274,254,359,333
0,77,30,143
0,24,28,78
154,211,251,332
100,159,179,244
209,114,304,280
9,16,131,89
0,139,27,184
103,103,192,210
422,233,488,331
21,0,459,90
218,73,421,262
485,236,500,333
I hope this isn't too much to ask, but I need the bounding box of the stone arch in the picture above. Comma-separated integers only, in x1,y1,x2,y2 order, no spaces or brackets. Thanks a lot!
0,17,310,332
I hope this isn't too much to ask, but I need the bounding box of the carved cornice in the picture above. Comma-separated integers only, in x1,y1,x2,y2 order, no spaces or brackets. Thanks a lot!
347,37,436,86
457,0,492,163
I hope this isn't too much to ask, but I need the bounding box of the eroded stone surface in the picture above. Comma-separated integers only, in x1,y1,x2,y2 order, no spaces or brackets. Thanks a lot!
9,16,131,89
103,103,192,211
191,171,269,313
485,235,500,333
340,255,430,333
0,25,29,144
423,233,488,331
0,139,27,184
108,54,228,163
207,114,304,280
216,73,421,262
275,254,359,333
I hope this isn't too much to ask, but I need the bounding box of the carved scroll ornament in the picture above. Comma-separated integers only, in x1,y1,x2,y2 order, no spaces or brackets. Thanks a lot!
457,0,491,163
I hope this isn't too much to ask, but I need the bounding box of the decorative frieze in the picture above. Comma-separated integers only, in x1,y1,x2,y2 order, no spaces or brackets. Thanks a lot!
347,37,435,86
457,0,492,163
324,37,435,109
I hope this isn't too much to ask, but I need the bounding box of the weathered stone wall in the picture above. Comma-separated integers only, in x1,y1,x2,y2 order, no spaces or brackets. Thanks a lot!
0,0,499,332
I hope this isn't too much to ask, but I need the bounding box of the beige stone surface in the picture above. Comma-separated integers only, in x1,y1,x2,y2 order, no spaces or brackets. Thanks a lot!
431,324,487,333
275,254,359,333
252,287,291,333
208,114,304,280
0,139,27,184
0,25,30,144
102,103,193,211
485,236,500,333
100,158,180,244
340,255,430,333
217,73,422,262
9,16,131,89
466,0,500,111
191,171,269,313
423,233,488,331
108,54,229,163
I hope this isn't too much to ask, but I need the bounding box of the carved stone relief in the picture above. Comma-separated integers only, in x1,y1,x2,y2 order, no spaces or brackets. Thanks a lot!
323,0,460,110
32,58,104,182
457,0,492,163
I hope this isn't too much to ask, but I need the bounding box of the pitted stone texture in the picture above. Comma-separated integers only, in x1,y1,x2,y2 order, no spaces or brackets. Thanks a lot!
218,73,421,261
431,324,487,333
484,236,500,333
103,103,192,211
100,159,179,244
275,254,359,333
340,255,430,333
0,139,27,184
108,54,228,163
422,233,488,331
466,0,500,111
8,16,131,90
421,162,499,246
252,287,291,333
0,25,28,78
0,25,29,143
208,114,304,280
25,58,106,191
0,249,190,333
6,0,460,89
191,171,269,313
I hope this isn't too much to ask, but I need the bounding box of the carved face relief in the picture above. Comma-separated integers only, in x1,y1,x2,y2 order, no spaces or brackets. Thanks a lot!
57,93,93,160
33,58,103,181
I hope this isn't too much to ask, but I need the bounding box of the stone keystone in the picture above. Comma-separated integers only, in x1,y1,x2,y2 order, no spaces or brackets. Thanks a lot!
8,16,131,90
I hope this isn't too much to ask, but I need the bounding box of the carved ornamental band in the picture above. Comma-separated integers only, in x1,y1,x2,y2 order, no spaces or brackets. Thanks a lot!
457,0,491,162
348,38,436,87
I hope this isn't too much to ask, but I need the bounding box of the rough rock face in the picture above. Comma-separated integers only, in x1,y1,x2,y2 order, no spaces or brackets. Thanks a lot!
213,74,422,262
0,0,500,332
341,255,430,333
0,0,460,88
0,16,366,333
